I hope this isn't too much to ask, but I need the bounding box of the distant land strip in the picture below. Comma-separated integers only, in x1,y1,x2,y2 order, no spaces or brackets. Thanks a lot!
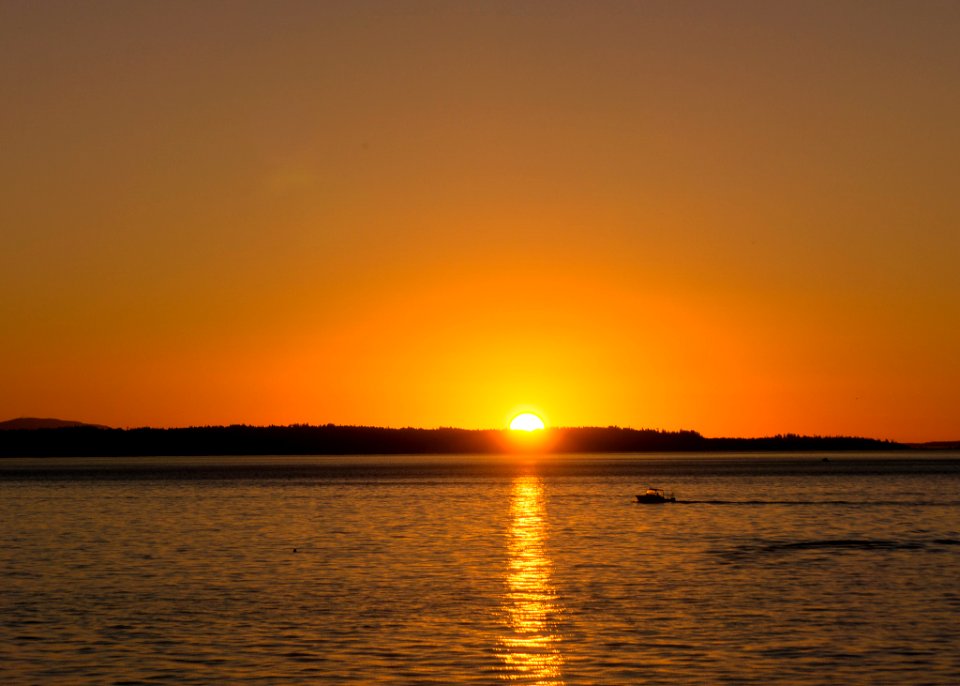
0,422,928,457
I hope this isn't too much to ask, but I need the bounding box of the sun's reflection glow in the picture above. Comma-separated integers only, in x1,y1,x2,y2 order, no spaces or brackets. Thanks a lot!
498,474,565,684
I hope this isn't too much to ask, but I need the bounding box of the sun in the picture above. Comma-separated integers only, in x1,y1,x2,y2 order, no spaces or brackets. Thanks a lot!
509,412,545,432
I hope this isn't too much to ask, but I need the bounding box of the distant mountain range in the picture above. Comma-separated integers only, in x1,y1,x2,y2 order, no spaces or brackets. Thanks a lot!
0,417,111,430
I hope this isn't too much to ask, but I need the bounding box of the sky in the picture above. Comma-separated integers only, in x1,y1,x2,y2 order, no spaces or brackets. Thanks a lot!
2,1,958,440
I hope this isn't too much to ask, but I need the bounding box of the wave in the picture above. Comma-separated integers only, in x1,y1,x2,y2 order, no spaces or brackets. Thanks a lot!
725,537,960,557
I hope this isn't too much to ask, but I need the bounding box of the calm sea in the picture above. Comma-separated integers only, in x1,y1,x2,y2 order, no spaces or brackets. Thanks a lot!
3,453,960,684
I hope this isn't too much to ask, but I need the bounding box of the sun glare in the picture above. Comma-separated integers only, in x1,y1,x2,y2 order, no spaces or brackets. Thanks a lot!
510,413,546,432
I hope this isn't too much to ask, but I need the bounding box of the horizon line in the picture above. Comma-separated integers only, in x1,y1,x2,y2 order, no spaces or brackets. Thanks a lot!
3,417,948,444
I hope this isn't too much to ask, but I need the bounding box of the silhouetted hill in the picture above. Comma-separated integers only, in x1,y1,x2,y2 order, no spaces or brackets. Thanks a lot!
0,417,110,430
0,424,907,457
905,441,960,450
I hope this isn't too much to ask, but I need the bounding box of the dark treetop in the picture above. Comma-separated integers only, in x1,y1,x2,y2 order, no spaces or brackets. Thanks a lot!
0,424,905,457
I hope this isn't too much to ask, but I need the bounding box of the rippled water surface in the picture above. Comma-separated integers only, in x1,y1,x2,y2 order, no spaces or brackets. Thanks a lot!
3,453,960,684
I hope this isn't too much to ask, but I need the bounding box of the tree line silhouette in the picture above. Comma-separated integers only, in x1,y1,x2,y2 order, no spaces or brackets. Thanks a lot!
0,424,903,457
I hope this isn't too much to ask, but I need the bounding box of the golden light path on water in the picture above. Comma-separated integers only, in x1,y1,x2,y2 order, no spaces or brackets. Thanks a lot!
498,475,565,684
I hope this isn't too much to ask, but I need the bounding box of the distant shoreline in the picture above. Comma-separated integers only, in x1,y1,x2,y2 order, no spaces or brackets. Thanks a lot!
0,424,938,458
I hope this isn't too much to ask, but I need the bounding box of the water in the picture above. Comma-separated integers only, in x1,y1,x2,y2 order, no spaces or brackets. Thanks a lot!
2,453,960,684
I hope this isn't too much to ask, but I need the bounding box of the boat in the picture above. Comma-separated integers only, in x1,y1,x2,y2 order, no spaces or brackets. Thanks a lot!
636,487,676,504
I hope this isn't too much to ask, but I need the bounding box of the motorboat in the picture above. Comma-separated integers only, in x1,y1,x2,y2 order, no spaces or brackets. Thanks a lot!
636,487,676,504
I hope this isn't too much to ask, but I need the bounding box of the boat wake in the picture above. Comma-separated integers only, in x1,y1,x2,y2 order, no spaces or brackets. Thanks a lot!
677,499,960,506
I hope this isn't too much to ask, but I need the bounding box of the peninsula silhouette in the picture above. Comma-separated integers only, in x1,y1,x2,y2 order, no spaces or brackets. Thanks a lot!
0,422,909,457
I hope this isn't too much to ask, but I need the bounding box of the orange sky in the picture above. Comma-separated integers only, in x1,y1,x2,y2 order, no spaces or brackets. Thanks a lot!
2,2,958,441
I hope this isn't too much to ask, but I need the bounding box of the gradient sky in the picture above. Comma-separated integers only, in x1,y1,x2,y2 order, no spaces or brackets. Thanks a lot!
2,1,958,440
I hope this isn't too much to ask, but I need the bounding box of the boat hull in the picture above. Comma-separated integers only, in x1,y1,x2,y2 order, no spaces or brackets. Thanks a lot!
636,495,675,504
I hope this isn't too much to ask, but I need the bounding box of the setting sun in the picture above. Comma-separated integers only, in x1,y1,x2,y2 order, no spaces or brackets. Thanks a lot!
509,413,546,432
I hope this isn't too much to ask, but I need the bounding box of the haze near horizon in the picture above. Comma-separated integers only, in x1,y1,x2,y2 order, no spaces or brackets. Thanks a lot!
2,2,958,441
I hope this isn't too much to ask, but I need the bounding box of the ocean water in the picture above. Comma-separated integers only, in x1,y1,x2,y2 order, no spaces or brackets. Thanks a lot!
2,453,960,684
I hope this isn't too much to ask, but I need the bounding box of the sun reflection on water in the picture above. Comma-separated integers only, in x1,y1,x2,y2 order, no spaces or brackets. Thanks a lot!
498,474,565,684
